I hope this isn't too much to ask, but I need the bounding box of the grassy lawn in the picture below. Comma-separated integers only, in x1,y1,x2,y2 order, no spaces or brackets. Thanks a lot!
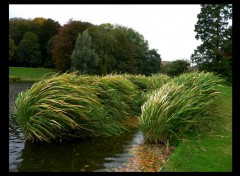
160,86,232,172
9,67,57,81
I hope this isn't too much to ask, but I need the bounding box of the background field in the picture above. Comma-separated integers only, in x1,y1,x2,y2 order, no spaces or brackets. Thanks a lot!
9,67,57,81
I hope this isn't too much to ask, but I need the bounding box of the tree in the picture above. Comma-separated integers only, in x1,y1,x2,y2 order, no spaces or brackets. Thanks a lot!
162,59,190,77
35,18,61,66
45,35,58,68
9,18,34,45
70,30,99,74
191,4,232,76
9,35,16,61
14,31,41,67
88,24,117,74
9,17,61,67
113,25,151,74
215,25,232,83
217,25,232,60
142,49,162,75
52,20,93,72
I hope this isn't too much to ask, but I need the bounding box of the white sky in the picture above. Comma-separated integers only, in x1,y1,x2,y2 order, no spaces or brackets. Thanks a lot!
9,4,202,62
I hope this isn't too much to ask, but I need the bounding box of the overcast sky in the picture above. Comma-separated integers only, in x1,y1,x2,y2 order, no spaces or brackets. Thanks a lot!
9,4,202,62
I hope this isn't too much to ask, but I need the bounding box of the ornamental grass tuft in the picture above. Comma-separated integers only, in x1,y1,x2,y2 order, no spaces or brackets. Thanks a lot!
147,73,171,91
139,72,224,145
15,73,128,143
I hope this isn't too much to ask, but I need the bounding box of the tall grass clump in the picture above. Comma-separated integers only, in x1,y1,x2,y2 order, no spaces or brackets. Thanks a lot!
170,71,225,90
96,74,142,119
123,74,150,92
71,73,144,128
122,74,152,109
143,73,171,102
71,73,142,119
15,72,127,143
147,73,171,90
139,72,224,145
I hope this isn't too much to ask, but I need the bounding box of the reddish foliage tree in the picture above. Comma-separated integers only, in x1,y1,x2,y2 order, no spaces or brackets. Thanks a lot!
52,20,93,72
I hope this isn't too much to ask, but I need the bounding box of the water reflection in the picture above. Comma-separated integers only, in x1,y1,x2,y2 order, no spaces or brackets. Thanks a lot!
17,131,143,172
9,82,144,172
9,83,33,172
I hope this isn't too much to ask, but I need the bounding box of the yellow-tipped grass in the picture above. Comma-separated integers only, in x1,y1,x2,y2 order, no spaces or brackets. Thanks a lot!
170,71,225,89
96,74,141,119
123,74,150,91
73,73,142,119
14,73,143,143
147,73,171,91
15,73,127,142
139,72,224,145
15,71,223,144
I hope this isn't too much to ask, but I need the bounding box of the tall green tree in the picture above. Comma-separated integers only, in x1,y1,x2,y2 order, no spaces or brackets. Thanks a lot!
113,25,151,74
88,24,117,74
9,18,34,45
70,30,99,74
34,18,61,66
15,31,41,67
191,4,232,75
142,49,162,75
215,25,232,83
219,25,232,60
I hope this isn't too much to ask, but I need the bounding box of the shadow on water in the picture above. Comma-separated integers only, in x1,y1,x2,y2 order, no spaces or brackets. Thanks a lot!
9,82,144,172
17,130,143,172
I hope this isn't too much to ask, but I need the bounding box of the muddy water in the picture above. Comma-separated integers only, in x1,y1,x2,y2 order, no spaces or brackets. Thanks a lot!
9,82,144,172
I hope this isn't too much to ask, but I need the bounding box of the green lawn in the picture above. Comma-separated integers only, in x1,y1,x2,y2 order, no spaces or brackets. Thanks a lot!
9,67,57,81
161,86,232,172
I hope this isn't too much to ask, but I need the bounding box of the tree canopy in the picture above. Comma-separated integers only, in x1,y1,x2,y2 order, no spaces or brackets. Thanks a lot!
9,17,61,68
14,31,42,67
70,30,99,74
191,4,232,82
51,20,93,72
88,24,161,75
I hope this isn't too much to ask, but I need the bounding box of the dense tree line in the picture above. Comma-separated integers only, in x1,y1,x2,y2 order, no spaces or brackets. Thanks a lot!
9,18,162,75
9,17,61,67
9,4,232,79
51,21,161,75
191,4,232,83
